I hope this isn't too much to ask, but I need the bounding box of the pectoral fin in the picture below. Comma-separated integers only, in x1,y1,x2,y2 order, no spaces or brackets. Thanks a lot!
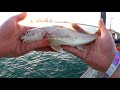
76,46,85,51
48,38,60,46
51,45,65,53
48,38,66,53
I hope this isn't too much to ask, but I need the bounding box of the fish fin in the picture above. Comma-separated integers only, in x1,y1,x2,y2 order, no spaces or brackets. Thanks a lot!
76,46,85,51
48,37,66,46
48,38,61,46
51,45,65,53
52,25,64,28
48,38,65,53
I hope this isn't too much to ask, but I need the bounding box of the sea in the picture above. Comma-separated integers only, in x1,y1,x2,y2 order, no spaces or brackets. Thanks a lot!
0,51,88,78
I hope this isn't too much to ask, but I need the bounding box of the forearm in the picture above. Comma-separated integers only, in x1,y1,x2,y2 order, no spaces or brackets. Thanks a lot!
105,50,120,78
110,50,120,78
111,65,120,78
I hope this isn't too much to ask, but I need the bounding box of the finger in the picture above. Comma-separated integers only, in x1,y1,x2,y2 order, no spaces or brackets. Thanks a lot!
71,23,88,34
98,18,108,35
15,12,27,22
25,39,50,52
34,46,55,52
62,45,84,59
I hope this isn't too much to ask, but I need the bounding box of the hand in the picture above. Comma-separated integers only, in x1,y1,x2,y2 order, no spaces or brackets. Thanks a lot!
62,19,118,72
0,12,50,57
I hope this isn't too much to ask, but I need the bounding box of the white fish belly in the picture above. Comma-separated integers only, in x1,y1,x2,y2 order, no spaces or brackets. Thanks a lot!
49,35,97,46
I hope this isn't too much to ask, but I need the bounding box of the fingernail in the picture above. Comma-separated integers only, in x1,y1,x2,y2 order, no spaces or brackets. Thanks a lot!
72,23,80,30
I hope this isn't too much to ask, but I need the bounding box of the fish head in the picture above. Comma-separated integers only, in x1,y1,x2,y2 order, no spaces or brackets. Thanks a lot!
20,28,46,43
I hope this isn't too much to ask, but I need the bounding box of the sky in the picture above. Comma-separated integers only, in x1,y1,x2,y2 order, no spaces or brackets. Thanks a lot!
0,12,120,32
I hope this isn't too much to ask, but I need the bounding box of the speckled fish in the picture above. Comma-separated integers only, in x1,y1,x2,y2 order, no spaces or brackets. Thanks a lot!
20,26,98,53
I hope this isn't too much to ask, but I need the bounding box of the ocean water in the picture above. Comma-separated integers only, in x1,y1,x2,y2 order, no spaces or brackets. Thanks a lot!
0,51,88,78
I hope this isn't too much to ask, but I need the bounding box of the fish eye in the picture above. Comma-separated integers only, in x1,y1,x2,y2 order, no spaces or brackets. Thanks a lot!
26,31,30,33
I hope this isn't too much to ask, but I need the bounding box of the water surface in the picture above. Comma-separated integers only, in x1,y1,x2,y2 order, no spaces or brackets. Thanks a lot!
0,51,88,78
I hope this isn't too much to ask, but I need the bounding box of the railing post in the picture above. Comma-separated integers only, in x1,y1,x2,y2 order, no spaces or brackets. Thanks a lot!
101,12,106,26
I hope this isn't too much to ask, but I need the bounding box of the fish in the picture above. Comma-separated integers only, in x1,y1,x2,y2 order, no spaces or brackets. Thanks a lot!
20,26,98,53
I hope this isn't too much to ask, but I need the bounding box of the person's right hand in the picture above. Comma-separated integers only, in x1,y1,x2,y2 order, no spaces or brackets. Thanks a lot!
62,19,118,73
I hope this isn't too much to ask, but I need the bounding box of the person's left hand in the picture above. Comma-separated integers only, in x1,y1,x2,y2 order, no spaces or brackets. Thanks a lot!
0,12,50,57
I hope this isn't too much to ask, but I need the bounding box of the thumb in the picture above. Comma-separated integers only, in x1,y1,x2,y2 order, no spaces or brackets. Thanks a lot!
25,39,50,52
98,18,108,35
15,12,27,22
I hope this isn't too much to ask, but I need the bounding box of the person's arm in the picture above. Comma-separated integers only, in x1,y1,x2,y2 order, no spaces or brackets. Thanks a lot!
111,65,120,78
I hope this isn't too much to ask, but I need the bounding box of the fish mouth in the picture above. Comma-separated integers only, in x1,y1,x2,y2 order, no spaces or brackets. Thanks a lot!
19,31,28,40
20,32,28,40
20,35,26,40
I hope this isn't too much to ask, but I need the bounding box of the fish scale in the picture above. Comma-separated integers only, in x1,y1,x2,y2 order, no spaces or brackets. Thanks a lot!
20,26,98,52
